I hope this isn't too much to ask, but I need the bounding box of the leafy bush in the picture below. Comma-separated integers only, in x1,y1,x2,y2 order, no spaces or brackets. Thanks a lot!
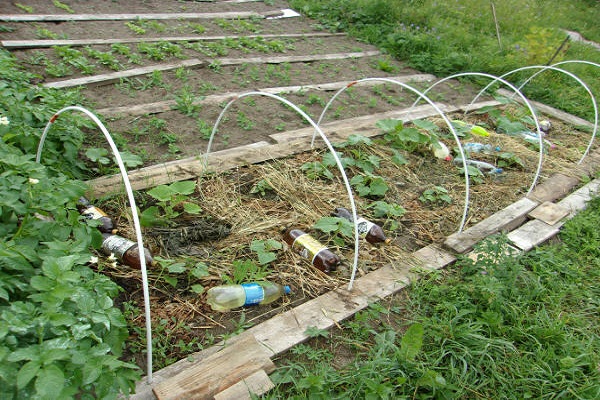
0,49,141,398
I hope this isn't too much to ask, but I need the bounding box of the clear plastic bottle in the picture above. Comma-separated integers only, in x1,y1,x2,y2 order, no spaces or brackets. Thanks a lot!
77,197,117,234
331,207,390,244
454,157,503,175
463,143,501,154
430,141,451,161
101,233,153,269
206,282,291,312
282,228,340,273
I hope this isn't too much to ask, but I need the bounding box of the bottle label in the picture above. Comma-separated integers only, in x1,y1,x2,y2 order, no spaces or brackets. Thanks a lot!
292,234,327,264
102,235,135,259
355,217,374,238
82,206,108,220
241,283,265,305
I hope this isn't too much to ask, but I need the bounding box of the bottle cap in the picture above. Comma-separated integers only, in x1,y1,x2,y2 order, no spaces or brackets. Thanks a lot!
283,285,291,294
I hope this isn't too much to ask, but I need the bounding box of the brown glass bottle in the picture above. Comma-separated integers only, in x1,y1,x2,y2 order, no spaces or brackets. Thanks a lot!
282,228,340,273
77,197,117,234
331,207,390,244
101,233,153,269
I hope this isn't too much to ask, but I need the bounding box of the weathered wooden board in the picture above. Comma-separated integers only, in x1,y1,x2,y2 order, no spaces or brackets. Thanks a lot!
526,173,581,203
43,59,204,89
213,369,274,400
152,335,275,400
444,197,539,253
97,74,437,117
528,201,570,225
507,219,560,251
0,10,283,22
43,51,381,89
556,178,600,217
1,32,345,49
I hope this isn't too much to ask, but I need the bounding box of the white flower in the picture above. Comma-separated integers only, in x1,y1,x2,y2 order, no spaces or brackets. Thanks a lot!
108,253,117,261
28,178,39,184
110,262,118,268
89,256,99,264
0,116,9,126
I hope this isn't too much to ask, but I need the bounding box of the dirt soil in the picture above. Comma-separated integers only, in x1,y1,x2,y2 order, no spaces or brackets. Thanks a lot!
2,0,595,374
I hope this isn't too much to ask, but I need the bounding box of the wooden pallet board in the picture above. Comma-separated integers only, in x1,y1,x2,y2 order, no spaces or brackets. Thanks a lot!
213,369,274,400
527,201,570,225
0,10,283,22
43,51,381,89
152,335,275,400
96,74,437,117
444,197,539,254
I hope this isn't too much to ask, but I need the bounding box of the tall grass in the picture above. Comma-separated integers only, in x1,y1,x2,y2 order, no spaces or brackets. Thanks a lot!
269,197,600,398
289,0,600,120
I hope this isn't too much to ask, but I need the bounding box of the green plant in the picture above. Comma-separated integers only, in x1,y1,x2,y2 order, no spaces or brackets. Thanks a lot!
84,148,142,174
173,87,201,116
15,3,34,12
418,185,452,206
350,173,389,198
125,21,146,35
52,0,74,13
250,239,283,265
236,111,255,131
366,200,406,219
250,179,274,197
138,41,182,60
186,22,206,34
140,180,202,227
222,259,270,285
35,28,61,40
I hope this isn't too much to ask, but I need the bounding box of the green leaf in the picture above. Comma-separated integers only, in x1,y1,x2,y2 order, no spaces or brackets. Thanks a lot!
190,262,209,278
170,180,196,195
257,251,277,265
304,326,329,338
376,118,403,133
412,119,439,133
368,176,389,197
167,262,187,274
390,149,408,166
85,147,110,164
191,284,204,294
182,202,202,214
17,360,41,389
34,365,65,398
399,323,424,361
147,185,175,202
313,217,343,233
119,151,143,168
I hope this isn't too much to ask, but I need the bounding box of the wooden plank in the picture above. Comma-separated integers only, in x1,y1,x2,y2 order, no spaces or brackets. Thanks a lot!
1,32,346,49
43,51,381,89
152,335,275,400
507,219,560,251
528,201,570,225
213,369,274,400
0,10,283,22
496,88,594,129
97,73,436,117
556,178,600,217
444,197,539,253
43,59,204,89
85,104,456,197
527,173,580,203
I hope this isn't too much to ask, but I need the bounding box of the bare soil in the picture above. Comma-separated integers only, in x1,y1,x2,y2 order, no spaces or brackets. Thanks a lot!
2,0,594,373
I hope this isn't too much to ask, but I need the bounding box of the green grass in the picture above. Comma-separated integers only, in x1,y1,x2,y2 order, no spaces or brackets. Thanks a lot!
269,197,600,398
290,0,600,121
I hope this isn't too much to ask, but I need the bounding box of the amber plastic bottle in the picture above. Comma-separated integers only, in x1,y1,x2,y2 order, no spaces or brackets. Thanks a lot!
77,197,117,234
101,233,153,269
283,228,340,273
331,207,390,244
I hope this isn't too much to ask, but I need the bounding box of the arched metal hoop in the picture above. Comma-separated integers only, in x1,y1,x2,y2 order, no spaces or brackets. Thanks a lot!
36,106,154,384
204,92,362,290
414,72,544,196
472,63,598,165
313,78,471,233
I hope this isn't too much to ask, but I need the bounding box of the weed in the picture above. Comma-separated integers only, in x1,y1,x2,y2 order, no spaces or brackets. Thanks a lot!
140,180,202,227
35,28,62,40
250,179,274,197
250,239,282,265
186,22,206,34
236,111,255,131
138,41,183,61
52,0,74,13
15,3,34,13
222,259,270,285
173,87,201,116
125,21,146,35
419,185,452,206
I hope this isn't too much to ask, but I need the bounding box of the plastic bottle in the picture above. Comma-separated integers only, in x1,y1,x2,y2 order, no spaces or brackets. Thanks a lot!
331,207,390,244
282,228,340,273
206,282,291,312
517,131,556,149
430,141,452,161
77,197,117,234
463,143,501,154
101,233,153,269
453,157,503,175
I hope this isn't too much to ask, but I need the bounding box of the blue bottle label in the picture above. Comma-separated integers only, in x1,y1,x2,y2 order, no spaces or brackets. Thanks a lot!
242,283,265,305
